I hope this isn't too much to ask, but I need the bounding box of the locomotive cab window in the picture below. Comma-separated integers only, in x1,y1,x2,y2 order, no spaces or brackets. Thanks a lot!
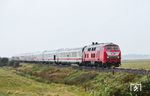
106,45,119,50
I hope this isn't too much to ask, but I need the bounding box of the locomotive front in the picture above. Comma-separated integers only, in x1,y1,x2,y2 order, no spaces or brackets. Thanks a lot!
104,44,121,67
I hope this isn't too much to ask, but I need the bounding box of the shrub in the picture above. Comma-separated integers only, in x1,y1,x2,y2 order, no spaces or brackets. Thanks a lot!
0,57,9,66
140,80,150,96
65,72,97,85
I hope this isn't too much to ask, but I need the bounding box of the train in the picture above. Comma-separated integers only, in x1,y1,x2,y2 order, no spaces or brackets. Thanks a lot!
12,42,121,68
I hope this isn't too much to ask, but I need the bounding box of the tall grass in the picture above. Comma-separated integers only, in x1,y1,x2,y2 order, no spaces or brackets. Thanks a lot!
0,68,89,96
14,63,150,96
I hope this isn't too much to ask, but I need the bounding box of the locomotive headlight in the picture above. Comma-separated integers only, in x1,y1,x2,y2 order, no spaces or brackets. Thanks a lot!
117,56,119,58
107,56,109,58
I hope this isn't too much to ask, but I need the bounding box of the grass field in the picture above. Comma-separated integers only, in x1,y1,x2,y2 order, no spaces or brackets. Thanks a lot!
120,59,150,70
0,63,150,96
0,68,88,96
13,63,150,96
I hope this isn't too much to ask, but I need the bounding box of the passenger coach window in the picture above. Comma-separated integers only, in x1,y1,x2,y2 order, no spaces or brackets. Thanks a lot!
72,52,77,57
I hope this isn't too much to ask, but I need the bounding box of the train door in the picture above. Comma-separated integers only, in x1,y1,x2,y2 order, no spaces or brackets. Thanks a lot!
82,46,87,63
53,55,56,62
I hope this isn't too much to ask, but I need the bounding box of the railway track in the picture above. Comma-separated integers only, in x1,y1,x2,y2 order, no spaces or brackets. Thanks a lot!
77,66,150,75
51,64,150,75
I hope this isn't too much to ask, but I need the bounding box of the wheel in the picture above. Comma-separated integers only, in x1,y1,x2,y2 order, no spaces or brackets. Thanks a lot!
107,63,111,68
102,63,107,68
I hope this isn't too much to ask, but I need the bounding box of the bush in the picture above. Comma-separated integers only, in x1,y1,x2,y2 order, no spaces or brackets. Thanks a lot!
14,63,150,96
13,62,20,67
7,60,20,67
140,80,150,96
0,57,9,66
65,72,97,85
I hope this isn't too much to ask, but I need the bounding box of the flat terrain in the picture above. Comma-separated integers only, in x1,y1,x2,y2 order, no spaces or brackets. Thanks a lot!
0,68,88,96
120,59,150,70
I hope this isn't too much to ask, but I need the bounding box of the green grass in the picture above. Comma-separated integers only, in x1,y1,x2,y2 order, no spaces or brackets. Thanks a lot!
0,68,89,96
13,63,150,96
120,59,150,70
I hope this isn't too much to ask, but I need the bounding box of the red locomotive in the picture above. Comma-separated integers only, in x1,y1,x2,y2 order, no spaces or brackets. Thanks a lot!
12,42,121,67
82,42,121,67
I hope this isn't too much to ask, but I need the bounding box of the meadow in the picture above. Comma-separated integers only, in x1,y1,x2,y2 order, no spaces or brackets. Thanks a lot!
0,62,150,96
120,59,150,70
13,63,150,96
0,68,88,96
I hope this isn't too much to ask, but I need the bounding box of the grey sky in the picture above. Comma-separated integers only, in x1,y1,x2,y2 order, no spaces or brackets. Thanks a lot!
0,0,150,57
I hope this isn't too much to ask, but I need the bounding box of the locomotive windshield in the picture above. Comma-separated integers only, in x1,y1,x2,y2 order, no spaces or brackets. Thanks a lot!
105,45,119,50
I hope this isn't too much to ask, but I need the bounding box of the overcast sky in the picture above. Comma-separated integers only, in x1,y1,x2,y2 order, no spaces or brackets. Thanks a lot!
0,0,150,57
